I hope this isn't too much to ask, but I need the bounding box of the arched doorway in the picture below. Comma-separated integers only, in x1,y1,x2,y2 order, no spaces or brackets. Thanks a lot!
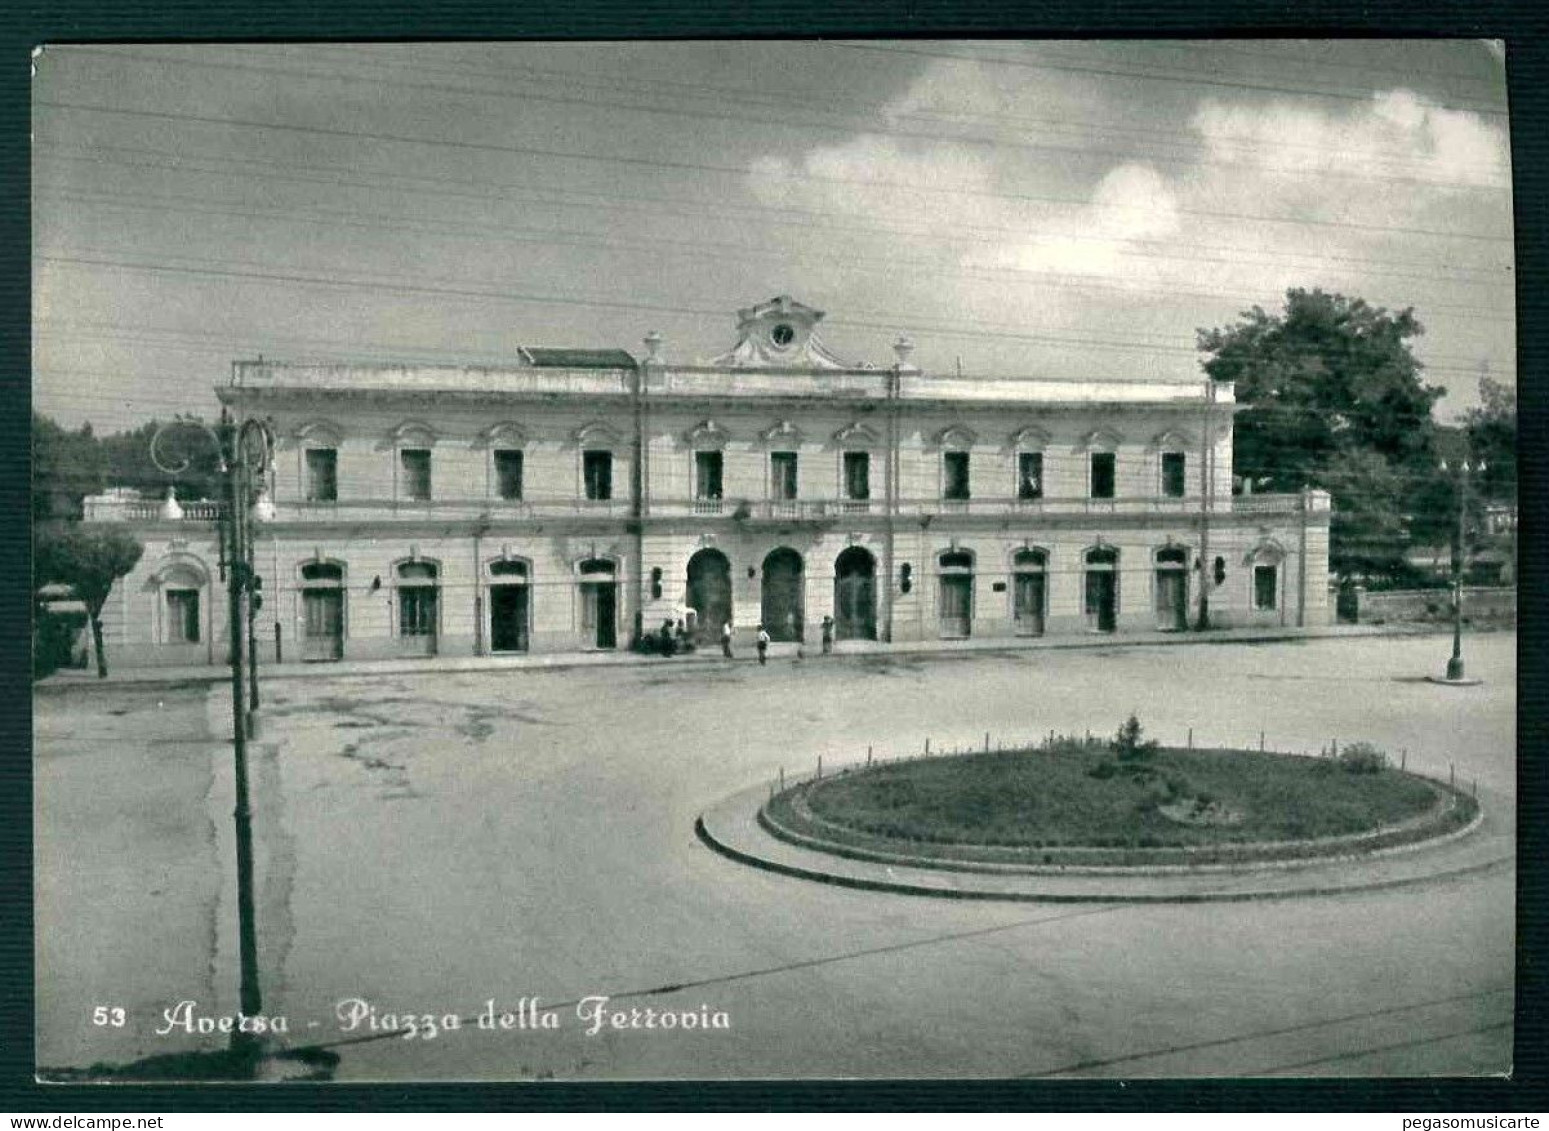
396,560,439,656
1154,547,1190,631
833,546,877,641
686,548,732,645
489,559,530,653
578,558,617,649
761,548,805,642
937,550,974,639
1084,547,1118,633
1012,549,1047,636
300,561,345,661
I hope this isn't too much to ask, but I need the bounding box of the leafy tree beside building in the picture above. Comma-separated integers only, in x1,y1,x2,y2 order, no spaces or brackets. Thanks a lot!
1198,288,1445,582
33,523,144,678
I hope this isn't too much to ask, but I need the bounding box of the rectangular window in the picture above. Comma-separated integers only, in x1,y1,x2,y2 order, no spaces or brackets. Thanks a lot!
1254,564,1278,610
695,450,724,499
943,451,971,500
1161,451,1187,498
843,451,870,500
1090,452,1116,499
166,590,199,644
1018,452,1043,500
304,448,337,502
399,588,438,636
583,450,613,501
494,450,524,501
771,451,798,500
400,449,432,501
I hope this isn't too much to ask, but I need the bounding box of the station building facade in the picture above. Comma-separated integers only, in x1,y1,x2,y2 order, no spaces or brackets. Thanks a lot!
84,296,1331,668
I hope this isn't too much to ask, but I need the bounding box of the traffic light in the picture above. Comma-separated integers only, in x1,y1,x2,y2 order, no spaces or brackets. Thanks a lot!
900,562,912,594
650,567,663,599
1213,556,1226,586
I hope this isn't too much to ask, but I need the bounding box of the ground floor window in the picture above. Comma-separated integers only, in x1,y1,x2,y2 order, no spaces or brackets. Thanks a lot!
166,589,200,644
1254,563,1279,610
1012,549,1046,635
1084,547,1118,632
397,561,439,638
399,588,437,636
938,550,974,638
578,558,618,649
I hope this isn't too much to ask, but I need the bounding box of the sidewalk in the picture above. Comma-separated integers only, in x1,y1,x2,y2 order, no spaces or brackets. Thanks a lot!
35,621,1444,693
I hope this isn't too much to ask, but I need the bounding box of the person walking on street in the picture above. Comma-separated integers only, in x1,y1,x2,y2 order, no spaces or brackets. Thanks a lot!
821,615,834,655
720,619,734,659
756,624,771,666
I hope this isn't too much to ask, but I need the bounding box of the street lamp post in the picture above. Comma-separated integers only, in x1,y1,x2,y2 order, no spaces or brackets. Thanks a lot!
150,411,275,1058
1441,456,1485,683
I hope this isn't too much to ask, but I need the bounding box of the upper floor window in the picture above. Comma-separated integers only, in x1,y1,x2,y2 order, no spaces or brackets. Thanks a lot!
843,451,870,501
1090,452,1116,499
771,451,798,500
695,451,724,500
1018,452,1043,500
400,449,432,501
305,448,338,502
494,450,524,501
583,450,613,501
944,452,971,501
1161,451,1187,498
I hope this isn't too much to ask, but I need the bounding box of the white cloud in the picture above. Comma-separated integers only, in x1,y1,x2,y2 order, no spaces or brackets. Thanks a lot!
1192,89,1509,190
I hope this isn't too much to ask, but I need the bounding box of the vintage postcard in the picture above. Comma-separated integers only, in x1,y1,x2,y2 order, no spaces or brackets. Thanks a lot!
30,40,1515,1084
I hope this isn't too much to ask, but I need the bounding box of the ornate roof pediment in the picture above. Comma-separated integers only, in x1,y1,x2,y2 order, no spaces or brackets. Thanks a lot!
704,294,859,370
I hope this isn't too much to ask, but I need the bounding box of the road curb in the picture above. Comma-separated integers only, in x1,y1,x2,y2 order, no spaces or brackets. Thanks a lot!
695,779,1514,905
34,622,1456,694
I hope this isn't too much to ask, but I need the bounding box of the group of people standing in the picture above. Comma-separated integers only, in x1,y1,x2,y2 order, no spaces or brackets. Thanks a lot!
650,614,839,664
715,615,836,665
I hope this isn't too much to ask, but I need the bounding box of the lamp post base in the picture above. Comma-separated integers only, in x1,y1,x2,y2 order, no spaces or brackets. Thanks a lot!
1425,673,1483,687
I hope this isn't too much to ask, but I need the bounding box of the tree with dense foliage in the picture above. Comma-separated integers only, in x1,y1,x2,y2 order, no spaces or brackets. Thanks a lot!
1464,376,1517,508
1198,288,1445,581
34,523,144,678
32,413,105,520
33,412,225,521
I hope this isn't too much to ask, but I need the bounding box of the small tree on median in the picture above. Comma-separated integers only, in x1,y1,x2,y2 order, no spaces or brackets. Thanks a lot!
34,523,144,678
1115,714,1159,763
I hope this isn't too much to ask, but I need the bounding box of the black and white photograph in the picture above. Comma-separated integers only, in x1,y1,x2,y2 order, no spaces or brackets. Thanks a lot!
29,40,1516,1084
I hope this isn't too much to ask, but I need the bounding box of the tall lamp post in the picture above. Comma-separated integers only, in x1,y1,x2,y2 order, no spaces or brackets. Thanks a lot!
151,411,275,1055
1439,455,1485,684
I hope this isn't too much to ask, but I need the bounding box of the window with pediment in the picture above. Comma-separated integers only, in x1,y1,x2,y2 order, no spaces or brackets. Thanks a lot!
389,422,436,503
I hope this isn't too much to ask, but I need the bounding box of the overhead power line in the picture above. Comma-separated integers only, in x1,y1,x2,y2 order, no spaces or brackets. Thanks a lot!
37,180,1516,293
57,46,1511,191
35,99,1515,239
37,248,1512,373
825,42,1510,118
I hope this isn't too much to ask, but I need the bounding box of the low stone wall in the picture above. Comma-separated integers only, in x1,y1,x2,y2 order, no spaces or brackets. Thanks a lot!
1353,586,1515,625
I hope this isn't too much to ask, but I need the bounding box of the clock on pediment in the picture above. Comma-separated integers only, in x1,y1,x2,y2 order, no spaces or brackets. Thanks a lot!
705,294,858,369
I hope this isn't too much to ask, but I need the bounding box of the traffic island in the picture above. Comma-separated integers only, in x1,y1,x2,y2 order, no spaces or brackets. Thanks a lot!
697,733,1512,903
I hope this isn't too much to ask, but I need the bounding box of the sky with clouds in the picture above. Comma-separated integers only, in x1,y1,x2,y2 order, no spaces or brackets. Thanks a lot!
32,40,1513,433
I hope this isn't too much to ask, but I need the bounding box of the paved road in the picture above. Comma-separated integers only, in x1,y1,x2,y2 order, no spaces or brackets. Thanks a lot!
35,633,1515,1079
